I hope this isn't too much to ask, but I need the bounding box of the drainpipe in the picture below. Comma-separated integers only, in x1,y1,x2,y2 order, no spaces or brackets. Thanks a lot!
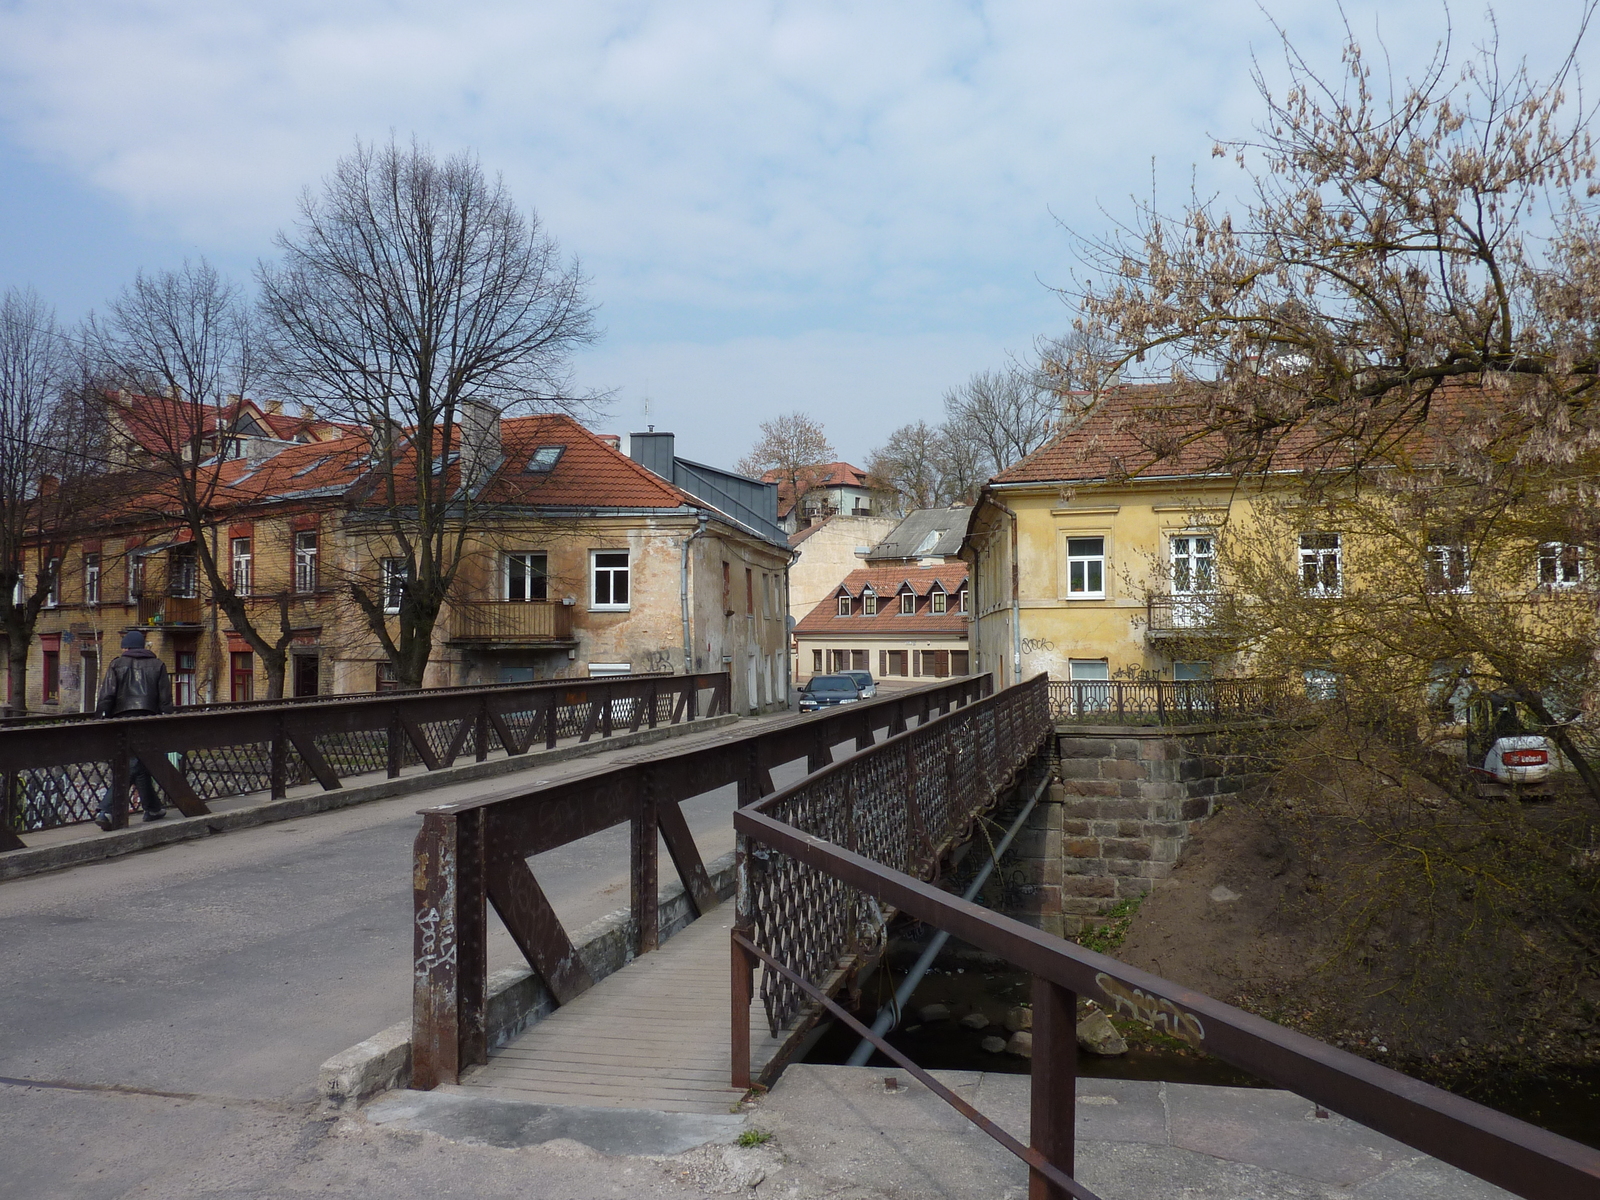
680,512,709,673
988,498,1023,688
846,767,1054,1066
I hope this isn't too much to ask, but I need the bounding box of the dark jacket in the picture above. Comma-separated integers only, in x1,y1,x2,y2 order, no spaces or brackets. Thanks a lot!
96,649,173,717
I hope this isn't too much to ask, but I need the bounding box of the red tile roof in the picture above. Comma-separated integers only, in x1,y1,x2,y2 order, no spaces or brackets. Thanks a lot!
763,462,870,518
793,564,969,637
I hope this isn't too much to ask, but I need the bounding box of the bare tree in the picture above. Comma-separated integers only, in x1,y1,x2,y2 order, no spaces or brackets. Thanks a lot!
0,289,98,712
943,368,1059,476
735,412,835,520
90,260,308,699
259,137,599,689
864,421,945,513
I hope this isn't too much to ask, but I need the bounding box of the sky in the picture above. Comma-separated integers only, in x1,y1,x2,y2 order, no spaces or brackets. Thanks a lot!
0,1,1593,469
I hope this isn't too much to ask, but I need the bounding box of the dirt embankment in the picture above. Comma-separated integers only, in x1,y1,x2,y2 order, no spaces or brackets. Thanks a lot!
1116,725,1600,1080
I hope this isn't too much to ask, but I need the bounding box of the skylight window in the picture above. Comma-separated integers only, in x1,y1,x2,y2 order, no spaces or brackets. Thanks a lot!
526,445,565,473
915,529,946,555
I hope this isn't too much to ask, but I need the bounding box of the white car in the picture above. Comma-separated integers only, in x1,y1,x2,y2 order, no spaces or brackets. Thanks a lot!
1479,734,1554,786
1466,692,1557,791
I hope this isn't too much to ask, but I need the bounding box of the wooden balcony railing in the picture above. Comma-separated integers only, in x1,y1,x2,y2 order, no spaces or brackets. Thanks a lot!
135,594,204,627
449,600,574,643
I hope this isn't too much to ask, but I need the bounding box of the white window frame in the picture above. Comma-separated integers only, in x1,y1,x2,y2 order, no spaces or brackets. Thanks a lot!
43,557,59,608
1426,541,1471,594
587,662,633,677
83,552,100,607
862,589,877,616
899,590,915,615
504,551,548,602
1299,532,1342,597
930,588,948,614
294,531,319,595
958,586,969,614
1066,537,1106,599
1169,533,1215,596
231,537,253,596
590,550,630,611
836,593,852,617
1538,542,1583,588
381,557,407,614
170,548,197,599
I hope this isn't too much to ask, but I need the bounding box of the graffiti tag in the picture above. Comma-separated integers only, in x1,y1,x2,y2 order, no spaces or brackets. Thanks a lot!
1021,637,1056,654
1094,972,1206,1047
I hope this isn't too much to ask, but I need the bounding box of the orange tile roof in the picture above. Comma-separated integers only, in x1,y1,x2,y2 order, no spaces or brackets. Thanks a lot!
793,564,969,637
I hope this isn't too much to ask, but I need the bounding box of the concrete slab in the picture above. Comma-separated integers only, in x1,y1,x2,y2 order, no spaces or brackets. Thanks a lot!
364,1086,747,1155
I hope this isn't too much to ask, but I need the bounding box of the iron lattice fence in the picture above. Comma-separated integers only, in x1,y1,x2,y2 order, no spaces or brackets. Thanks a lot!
1,673,727,837
1048,676,1296,725
743,675,1052,1035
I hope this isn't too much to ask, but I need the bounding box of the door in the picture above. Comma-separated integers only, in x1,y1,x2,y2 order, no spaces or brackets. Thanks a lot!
1169,534,1216,627
80,651,100,713
293,654,320,698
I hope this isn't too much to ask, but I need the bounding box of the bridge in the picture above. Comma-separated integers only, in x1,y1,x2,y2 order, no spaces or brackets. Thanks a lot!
2,673,1597,1199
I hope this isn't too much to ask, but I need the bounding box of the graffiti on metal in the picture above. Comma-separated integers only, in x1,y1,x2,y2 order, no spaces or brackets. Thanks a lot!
415,846,458,981
1094,971,1206,1047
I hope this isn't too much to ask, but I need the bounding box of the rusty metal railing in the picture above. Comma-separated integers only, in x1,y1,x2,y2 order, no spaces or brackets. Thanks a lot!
408,674,992,1090
735,677,1600,1200
0,671,731,847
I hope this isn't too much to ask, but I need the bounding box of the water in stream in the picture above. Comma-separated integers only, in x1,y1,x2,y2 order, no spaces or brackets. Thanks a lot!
801,959,1600,1150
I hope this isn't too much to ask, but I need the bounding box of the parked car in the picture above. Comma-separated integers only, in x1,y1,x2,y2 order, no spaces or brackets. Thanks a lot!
799,674,864,713
1465,691,1556,794
839,670,877,699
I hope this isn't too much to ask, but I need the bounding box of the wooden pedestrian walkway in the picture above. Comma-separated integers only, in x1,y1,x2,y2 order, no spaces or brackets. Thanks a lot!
458,905,783,1115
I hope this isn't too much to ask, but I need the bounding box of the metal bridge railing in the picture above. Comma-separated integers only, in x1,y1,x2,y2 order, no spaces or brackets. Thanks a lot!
407,674,993,1090
1049,676,1296,725
0,671,731,847
735,676,1600,1200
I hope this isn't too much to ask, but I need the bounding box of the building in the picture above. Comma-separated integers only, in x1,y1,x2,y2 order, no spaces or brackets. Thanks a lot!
784,513,900,666
792,563,969,682
10,405,792,716
765,462,877,534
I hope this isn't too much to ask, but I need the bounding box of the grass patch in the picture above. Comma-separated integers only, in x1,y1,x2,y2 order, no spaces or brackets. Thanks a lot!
1075,894,1146,955
736,1129,772,1147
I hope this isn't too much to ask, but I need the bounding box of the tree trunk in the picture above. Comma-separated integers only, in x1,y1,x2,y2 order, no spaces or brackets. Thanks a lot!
4,633,25,716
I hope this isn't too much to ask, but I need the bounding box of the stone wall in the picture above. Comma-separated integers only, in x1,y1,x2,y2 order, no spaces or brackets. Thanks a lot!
992,723,1281,937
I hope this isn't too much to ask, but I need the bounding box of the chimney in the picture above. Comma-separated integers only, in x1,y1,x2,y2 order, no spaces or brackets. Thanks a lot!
300,403,317,420
458,398,502,489
628,430,675,480
596,434,621,450
266,399,284,415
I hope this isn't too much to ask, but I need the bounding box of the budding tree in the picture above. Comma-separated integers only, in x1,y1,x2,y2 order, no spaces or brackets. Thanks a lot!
736,412,835,519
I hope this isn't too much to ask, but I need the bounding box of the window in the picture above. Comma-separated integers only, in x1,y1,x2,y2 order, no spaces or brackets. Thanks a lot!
950,650,969,675
837,593,852,617
722,561,731,612
1304,668,1340,700
931,589,948,615
919,650,951,677
1426,539,1470,593
43,558,59,608
591,551,630,609
830,649,852,673
958,587,969,614
862,589,877,616
899,591,915,615
1066,537,1105,599
375,662,399,692
812,649,823,673
1539,542,1583,588
1300,533,1341,596
83,553,100,606
129,553,145,598
1173,661,1213,680
170,547,197,599
231,537,253,595
174,650,197,707
1170,535,1215,594
42,650,60,702
746,568,754,613
1068,658,1110,712
381,557,407,613
230,651,254,702
525,445,565,473
505,552,548,601
587,662,633,677
294,531,319,594
885,649,908,676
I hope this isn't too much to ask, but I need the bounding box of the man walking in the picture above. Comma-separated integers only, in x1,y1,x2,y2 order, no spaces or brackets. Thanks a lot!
94,630,173,830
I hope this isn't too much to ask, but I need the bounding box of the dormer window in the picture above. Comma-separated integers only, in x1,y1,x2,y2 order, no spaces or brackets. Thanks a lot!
526,445,565,473
931,588,948,615
836,593,852,617
862,589,878,616
899,591,915,615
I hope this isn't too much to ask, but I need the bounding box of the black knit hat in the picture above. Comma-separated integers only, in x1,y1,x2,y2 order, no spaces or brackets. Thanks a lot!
121,630,147,650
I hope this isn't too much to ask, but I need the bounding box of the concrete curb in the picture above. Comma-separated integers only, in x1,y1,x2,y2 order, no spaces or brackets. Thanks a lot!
317,850,742,1111
0,714,739,884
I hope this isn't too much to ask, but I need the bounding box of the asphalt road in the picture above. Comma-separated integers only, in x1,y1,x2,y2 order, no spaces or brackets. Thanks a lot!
0,712,832,1198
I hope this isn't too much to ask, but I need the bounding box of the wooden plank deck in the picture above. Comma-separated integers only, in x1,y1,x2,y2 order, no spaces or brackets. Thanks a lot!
459,905,785,1114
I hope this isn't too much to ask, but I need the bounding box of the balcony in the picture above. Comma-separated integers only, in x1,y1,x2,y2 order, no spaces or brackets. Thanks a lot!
1145,592,1235,640
136,594,204,627
448,600,574,645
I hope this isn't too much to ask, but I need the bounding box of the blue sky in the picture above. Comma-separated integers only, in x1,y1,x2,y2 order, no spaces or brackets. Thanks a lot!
0,1,1591,468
